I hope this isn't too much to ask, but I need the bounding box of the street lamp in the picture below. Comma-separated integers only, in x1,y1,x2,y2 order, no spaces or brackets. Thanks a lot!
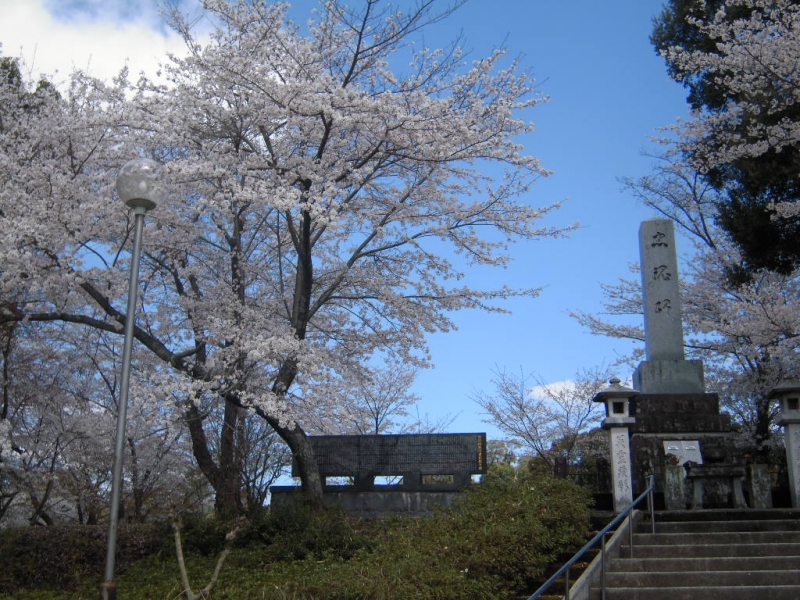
100,158,165,600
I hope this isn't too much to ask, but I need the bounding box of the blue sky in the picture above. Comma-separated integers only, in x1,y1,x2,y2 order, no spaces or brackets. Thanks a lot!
0,0,690,439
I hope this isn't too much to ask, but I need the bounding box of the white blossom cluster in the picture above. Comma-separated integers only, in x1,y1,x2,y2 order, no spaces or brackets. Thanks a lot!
664,0,800,217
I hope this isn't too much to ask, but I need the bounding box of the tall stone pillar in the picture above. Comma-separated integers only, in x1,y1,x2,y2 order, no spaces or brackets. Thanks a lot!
593,379,638,513
633,219,704,394
770,381,800,508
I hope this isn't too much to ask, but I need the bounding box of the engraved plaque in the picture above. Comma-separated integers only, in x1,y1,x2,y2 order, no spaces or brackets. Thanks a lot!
663,440,703,465
292,433,488,478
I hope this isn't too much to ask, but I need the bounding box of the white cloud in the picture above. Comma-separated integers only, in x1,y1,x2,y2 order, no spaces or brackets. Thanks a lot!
0,0,194,85
529,379,576,399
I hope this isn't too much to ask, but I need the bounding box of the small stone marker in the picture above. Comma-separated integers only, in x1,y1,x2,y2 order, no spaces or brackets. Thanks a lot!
593,378,637,513
663,440,702,466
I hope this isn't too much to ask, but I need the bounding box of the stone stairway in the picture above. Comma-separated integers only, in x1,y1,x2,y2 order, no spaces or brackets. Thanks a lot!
589,509,800,600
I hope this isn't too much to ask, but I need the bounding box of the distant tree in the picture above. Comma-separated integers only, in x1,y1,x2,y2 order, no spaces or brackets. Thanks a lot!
300,362,420,435
0,318,202,526
236,416,291,515
652,0,800,275
472,367,610,471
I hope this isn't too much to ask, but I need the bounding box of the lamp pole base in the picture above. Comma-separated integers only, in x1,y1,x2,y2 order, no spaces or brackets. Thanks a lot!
99,581,117,600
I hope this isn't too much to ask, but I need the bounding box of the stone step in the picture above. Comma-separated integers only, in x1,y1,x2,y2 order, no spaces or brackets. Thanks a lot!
650,518,800,533
651,509,800,523
589,585,800,600
603,569,800,588
582,512,800,600
620,541,800,558
609,554,800,572
629,529,800,546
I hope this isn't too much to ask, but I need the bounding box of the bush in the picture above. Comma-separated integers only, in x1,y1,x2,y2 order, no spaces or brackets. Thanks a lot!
173,512,234,556
247,503,374,561
0,523,162,593
251,470,592,599
429,470,593,593
0,470,593,599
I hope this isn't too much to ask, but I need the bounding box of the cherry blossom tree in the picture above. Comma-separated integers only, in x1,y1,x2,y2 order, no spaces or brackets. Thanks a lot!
340,364,421,435
0,315,202,526
0,0,567,512
655,0,800,273
298,362,421,435
663,0,800,169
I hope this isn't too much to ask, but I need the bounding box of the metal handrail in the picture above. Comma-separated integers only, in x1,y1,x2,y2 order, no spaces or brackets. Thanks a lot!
526,475,656,600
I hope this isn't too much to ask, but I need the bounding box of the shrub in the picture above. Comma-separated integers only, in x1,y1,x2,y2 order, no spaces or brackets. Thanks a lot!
248,503,373,561
0,524,162,593
250,470,592,599
174,512,234,556
0,470,592,599
427,470,593,593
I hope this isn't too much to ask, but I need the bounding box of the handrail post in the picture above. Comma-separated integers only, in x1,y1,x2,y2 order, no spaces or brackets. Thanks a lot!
628,511,634,559
565,566,570,600
601,532,606,600
648,474,656,534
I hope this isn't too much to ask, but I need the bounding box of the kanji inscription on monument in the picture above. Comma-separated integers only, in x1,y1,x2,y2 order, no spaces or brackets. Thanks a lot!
640,219,685,361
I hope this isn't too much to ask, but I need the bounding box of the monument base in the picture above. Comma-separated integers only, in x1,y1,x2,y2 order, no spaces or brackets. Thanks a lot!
662,462,771,510
270,486,464,517
633,359,705,394
629,393,734,498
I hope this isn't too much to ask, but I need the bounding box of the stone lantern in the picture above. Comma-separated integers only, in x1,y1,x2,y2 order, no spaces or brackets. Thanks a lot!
593,378,638,513
770,381,800,508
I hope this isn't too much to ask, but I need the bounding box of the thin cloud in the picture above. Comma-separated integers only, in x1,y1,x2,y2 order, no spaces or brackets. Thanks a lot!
0,0,197,84
530,380,577,400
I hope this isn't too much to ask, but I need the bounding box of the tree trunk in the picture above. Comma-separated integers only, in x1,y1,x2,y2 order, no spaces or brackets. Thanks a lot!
184,400,244,515
261,412,324,511
217,400,244,515
264,206,325,509
127,437,150,523
285,426,324,511
28,481,54,526
753,394,773,463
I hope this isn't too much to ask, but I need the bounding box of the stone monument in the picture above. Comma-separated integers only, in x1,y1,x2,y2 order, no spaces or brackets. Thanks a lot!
270,433,487,516
633,220,704,394
770,382,800,508
628,219,746,509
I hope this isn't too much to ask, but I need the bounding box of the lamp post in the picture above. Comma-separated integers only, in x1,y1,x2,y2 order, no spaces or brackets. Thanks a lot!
769,380,800,508
100,158,165,600
592,378,638,513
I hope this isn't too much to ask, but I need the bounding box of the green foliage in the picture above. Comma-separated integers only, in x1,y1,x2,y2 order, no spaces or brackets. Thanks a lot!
714,174,800,277
434,470,592,592
227,472,591,599
250,504,374,561
651,0,740,111
174,513,236,556
0,471,592,600
0,524,161,594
